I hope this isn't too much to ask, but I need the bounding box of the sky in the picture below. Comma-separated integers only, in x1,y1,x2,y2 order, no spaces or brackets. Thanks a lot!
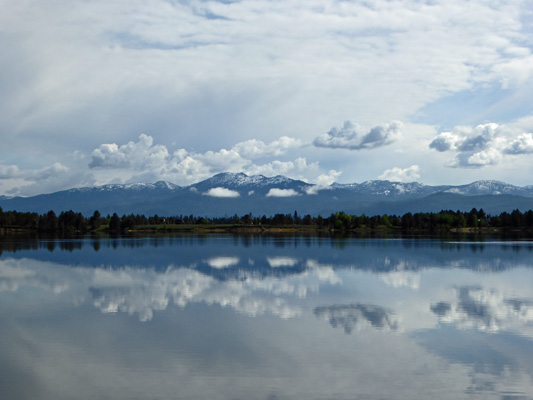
1,0,533,196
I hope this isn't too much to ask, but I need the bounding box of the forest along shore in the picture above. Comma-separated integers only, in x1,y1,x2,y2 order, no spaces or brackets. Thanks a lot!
1,208,533,235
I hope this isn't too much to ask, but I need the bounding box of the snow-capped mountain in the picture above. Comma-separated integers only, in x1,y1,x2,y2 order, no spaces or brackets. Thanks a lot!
441,180,533,196
1,173,533,217
333,179,533,199
68,181,182,193
190,172,311,194
332,180,438,199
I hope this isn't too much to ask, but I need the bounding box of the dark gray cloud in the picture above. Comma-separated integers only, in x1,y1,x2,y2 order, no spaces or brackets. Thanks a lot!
313,121,402,150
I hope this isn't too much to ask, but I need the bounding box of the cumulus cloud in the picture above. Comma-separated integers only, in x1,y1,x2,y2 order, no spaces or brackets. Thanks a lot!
429,123,533,168
304,170,341,195
316,170,341,186
313,121,402,150
266,188,299,197
428,131,462,152
85,135,332,188
504,133,533,155
429,124,498,153
378,165,420,182
459,148,502,167
89,134,170,169
203,187,240,198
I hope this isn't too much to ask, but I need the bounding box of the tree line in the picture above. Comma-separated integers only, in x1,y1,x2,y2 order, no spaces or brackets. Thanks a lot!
1,207,533,234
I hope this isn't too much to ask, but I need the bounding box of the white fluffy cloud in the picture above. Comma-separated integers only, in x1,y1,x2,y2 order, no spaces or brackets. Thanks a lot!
86,134,332,187
266,188,300,197
206,257,240,269
314,121,402,150
379,165,420,182
89,134,169,169
429,123,533,168
304,170,342,194
316,170,342,186
89,135,303,176
203,187,240,198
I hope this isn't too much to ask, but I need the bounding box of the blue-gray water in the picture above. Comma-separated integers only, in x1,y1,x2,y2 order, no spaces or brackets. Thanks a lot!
1,235,533,399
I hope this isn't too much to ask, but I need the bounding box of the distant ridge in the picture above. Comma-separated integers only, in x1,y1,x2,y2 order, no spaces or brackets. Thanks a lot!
1,173,533,216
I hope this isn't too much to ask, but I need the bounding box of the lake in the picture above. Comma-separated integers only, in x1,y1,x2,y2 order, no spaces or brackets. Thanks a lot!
1,234,533,399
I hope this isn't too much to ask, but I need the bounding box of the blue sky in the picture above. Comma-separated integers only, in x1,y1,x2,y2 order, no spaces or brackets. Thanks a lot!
1,0,532,196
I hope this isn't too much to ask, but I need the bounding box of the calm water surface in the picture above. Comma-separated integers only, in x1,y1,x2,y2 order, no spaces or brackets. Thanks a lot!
1,235,533,399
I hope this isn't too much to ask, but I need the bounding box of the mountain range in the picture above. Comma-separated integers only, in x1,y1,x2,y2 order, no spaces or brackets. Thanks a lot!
1,172,533,217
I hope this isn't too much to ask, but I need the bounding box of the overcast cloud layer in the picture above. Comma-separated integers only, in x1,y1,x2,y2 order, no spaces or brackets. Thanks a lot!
1,0,533,196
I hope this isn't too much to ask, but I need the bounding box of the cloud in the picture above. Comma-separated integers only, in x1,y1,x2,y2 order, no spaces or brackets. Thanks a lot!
85,135,332,188
314,304,399,334
231,136,302,159
203,187,240,198
206,257,240,269
429,122,533,168
431,286,533,332
503,133,533,155
89,135,301,179
266,188,299,197
244,157,318,181
89,134,169,169
457,148,502,167
304,170,341,194
428,131,462,152
313,121,402,150
266,257,299,268
26,162,69,180
429,124,498,153
316,170,341,186
5,162,95,197
380,271,420,290
0,164,20,179
378,165,420,182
